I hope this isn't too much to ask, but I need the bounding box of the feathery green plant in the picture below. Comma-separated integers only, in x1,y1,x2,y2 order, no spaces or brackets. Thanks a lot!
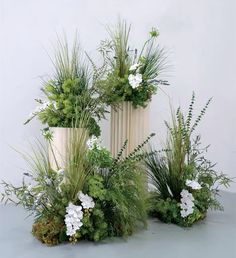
95,135,155,237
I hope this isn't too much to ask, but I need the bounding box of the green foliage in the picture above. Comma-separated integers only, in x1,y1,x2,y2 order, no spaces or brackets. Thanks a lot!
87,146,113,168
102,159,147,237
25,36,107,136
1,125,152,244
145,93,231,226
97,19,168,108
149,195,207,227
81,207,108,241
149,196,180,223
84,135,155,238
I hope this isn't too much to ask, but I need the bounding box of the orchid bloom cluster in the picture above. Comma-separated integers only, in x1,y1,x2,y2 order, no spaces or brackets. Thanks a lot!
180,179,202,218
180,189,194,218
64,191,95,236
86,136,101,150
78,191,95,209
128,62,143,89
64,203,83,236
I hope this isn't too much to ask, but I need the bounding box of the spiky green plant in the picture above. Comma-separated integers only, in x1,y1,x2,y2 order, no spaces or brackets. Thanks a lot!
63,112,92,201
25,35,107,136
97,19,169,108
93,134,155,237
144,93,231,226
2,108,94,211
101,159,147,237
1,114,152,243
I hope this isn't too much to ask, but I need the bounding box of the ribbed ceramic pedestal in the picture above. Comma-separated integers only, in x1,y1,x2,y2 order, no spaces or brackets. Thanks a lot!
49,127,87,170
110,101,150,157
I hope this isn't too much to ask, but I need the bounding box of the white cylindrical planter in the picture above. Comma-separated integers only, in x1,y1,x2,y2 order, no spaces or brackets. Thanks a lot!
49,127,87,170
110,101,150,157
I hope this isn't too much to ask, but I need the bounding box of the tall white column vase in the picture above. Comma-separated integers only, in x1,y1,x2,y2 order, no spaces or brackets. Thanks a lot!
110,101,150,157
49,127,87,170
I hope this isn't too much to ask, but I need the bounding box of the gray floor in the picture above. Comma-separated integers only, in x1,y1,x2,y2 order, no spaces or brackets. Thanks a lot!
0,191,235,258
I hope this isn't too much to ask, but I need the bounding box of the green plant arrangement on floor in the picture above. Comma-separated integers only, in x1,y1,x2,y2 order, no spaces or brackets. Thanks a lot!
1,113,153,245
96,19,169,108
24,36,106,137
144,93,231,227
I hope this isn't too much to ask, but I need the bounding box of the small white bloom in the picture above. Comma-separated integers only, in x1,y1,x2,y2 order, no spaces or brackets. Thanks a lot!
37,101,50,113
78,191,95,209
29,101,51,120
34,192,43,206
186,179,202,190
86,136,101,150
128,73,142,89
129,63,141,71
181,195,194,204
180,209,189,218
42,101,50,110
180,189,194,200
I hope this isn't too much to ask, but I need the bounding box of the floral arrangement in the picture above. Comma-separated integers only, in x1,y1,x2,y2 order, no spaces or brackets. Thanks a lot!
144,93,231,226
96,20,168,108
1,19,232,247
25,37,106,137
1,119,153,245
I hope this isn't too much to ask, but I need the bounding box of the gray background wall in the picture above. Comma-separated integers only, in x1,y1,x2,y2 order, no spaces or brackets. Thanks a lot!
0,0,235,191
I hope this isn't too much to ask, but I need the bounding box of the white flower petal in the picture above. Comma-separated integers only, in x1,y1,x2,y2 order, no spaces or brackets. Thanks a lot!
78,191,95,209
186,179,202,190
128,73,143,89
180,189,195,218
129,63,140,71
86,136,101,150
64,203,84,236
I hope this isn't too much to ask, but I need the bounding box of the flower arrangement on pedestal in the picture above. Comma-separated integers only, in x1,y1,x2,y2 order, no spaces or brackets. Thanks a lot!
96,19,169,156
144,93,231,226
0,19,232,248
97,19,168,108
25,37,106,137
1,114,153,245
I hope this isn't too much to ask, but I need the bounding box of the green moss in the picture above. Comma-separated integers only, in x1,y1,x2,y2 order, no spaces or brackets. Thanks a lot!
32,216,66,246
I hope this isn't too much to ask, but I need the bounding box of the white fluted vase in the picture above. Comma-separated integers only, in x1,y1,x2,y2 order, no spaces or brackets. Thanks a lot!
110,101,150,157
49,127,88,170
